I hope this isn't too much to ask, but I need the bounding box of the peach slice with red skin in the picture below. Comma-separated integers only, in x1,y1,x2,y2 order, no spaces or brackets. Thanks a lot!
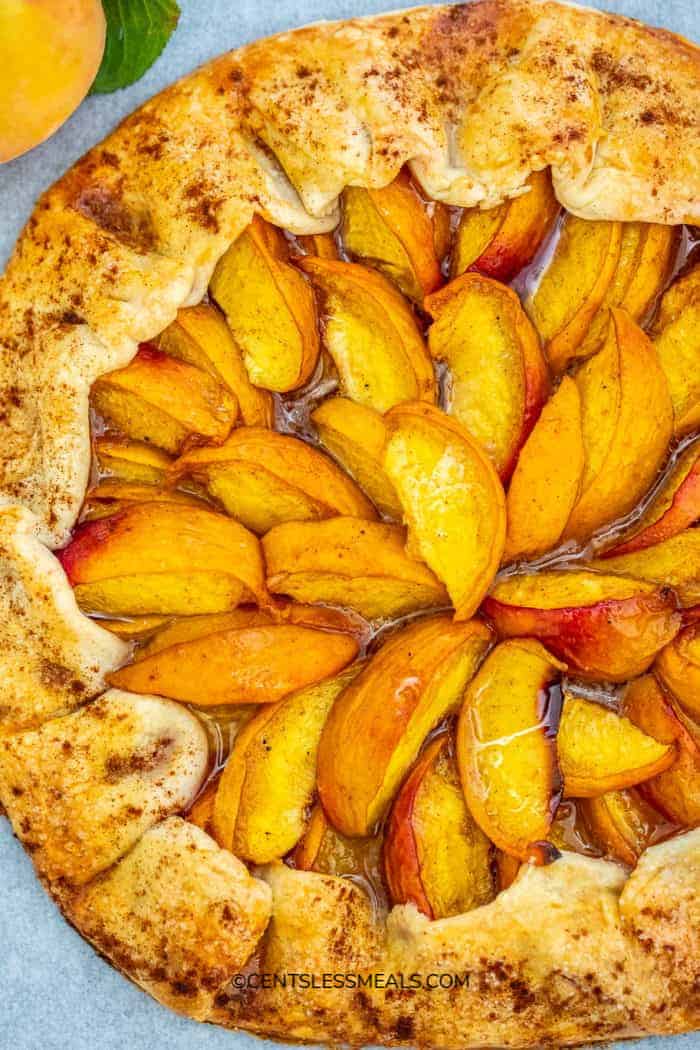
452,170,560,283
298,257,436,411
212,667,359,862
556,694,675,797
592,529,700,608
562,309,673,544
484,570,681,682
0,1,105,162
170,428,376,534
210,215,320,392
602,441,700,557
311,397,402,519
529,217,622,374
655,624,700,724
503,376,584,563
58,502,267,616
425,274,549,480
383,735,494,919
580,789,660,867
623,674,700,826
92,346,238,455
316,614,491,837
108,605,360,707
263,517,448,620
342,170,444,301
156,304,274,428
457,639,565,861
382,402,506,620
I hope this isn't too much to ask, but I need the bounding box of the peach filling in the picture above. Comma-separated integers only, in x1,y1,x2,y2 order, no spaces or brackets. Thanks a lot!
56,169,698,918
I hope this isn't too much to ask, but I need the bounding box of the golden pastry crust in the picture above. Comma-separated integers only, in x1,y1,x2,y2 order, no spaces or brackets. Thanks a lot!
69,817,272,1020
221,838,700,1046
0,2,699,1046
0,689,208,892
0,505,127,732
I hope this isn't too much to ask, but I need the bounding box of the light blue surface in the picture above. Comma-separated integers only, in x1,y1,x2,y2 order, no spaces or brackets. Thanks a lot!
1,2,699,1048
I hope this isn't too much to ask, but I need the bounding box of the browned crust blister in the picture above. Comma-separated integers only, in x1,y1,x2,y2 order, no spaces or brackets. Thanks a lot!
0,1,699,1045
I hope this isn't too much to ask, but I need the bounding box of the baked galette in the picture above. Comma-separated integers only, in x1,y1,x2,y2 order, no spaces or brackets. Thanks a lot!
0,1,699,1046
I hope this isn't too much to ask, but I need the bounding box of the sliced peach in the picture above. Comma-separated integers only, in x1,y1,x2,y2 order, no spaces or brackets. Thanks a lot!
457,639,565,860
0,1,105,162
425,274,549,479
156,304,274,427
382,402,506,619
136,603,368,658
311,397,402,519
210,215,320,392
623,674,700,827
81,481,209,521
263,517,448,620
298,257,436,411
655,625,700,723
92,346,238,454
452,170,559,283
187,778,219,836
317,615,491,836
669,703,700,749
108,607,359,707
93,615,172,641
562,309,673,543
529,217,622,374
296,233,338,259
57,502,266,615
503,377,585,563
580,789,659,867
495,851,522,891
652,263,700,437
431,201,452,263
383,735,494,918
170,428,375,534
557,694,674,798
292,802,329,871
212,667,358,862
484,570,681,681
342,170,443,301
653,261,700,331
576,223,678,360
602,442,700,557
292,803,382,880
94,438,172,484
592,529,700,608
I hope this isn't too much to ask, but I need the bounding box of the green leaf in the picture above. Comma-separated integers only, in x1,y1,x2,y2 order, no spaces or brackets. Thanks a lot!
91,0,180,94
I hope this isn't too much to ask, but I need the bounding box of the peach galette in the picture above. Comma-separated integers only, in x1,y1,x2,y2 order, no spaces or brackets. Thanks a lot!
0,2,699,1047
